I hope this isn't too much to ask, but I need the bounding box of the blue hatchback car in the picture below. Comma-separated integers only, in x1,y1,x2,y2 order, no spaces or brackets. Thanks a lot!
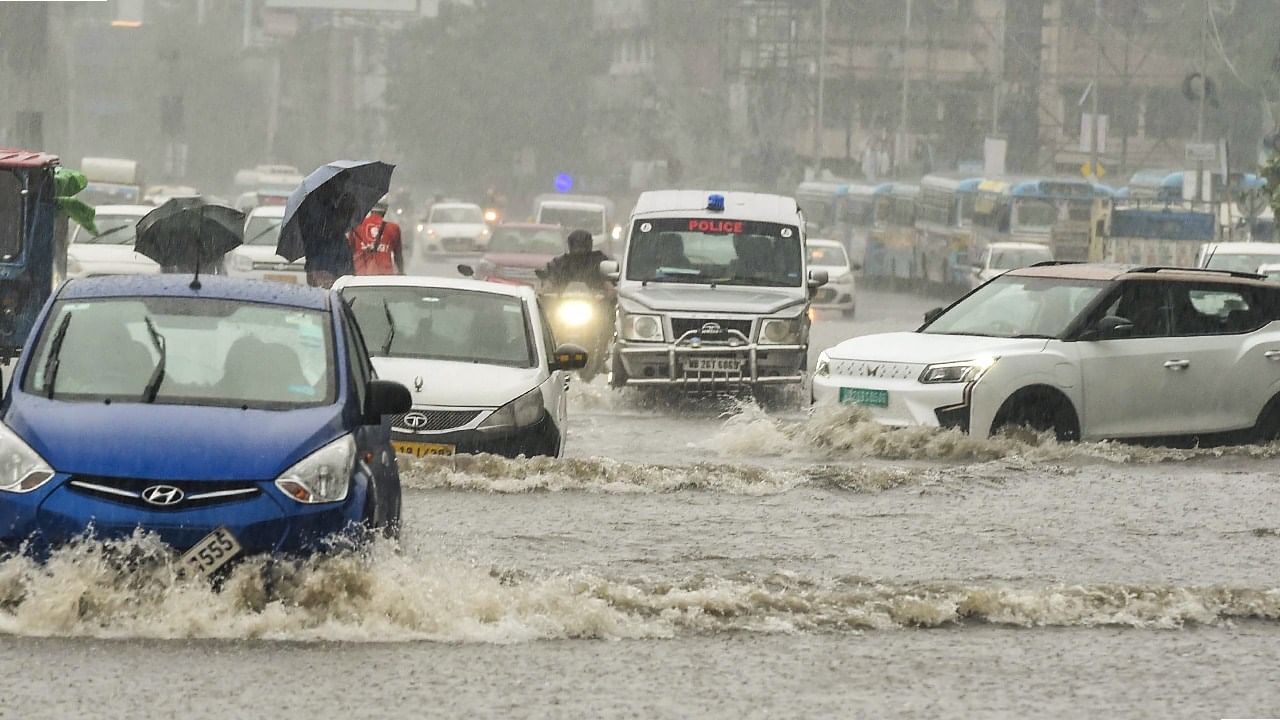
0,275,411,570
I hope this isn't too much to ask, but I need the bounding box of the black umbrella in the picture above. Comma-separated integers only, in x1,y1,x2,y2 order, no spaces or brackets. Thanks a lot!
135,197,245,287
276,160,394,269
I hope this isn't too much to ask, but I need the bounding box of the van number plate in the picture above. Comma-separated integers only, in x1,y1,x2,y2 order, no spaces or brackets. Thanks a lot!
684,358,742,373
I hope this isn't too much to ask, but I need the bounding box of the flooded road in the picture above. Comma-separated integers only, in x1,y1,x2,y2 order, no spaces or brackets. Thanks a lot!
5,284,1280,719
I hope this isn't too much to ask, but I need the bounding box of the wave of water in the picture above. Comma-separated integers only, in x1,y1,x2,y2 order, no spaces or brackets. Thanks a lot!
3,535,1278,642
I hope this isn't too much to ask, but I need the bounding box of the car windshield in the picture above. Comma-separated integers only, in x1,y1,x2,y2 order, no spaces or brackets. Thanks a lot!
923,275,1107,339
808,244,847,266
431,206,483,224
342,286,535,368
23,297,335,409
1205,252,1280,274
243,214,283,246
488,228,565,255
1014,198,1058,228
74,213,142,245
539,206,606,236
990,246,1053,270
625,217,803,287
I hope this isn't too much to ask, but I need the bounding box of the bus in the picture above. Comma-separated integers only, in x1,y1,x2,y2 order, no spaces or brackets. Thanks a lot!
914,174,981,289
795,180,880,268
865,183,917,287
1103,207,1217,266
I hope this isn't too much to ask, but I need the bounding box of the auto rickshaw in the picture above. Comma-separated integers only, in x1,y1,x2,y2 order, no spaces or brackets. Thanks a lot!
0,149,68,362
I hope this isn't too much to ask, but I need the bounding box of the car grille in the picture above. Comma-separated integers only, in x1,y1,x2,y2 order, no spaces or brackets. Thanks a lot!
441,237,477,252
670,317,754,341
829,359,923,380
66,475,261,511
390,409,483,433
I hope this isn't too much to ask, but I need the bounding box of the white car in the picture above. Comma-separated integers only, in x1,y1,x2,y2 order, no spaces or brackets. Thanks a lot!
67,204,161,278
414,202,490,257
535,198,612,248
333,275,587,458
224,205,306,283
970,241,1054,287
1198,242,1280,274
814,263,1280,443
807,238,857,317
1258,263,1280,283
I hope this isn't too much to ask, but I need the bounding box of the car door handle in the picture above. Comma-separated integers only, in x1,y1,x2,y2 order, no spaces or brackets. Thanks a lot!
1163,359,1190,370
1265,350,1280,361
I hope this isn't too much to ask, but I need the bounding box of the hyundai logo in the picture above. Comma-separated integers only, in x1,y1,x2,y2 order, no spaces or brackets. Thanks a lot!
700,322,723,335
402,411,430,430
141,485,185,507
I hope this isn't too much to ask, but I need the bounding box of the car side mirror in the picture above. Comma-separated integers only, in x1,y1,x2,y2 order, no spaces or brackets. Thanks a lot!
807,269,828,288
923,307,945,324
550,343,589,371
1088,315,1135,340
456,264,474,277
364,379,412,424
599,260,620,281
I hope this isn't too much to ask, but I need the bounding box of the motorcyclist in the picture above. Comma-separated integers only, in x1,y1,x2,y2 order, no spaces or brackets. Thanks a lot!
543,229,611,292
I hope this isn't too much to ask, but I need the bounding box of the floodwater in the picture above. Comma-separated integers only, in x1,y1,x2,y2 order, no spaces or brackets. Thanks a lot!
4,285,1280,719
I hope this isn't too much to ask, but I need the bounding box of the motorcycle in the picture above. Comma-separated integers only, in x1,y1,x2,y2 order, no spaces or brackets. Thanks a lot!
537,279,612,382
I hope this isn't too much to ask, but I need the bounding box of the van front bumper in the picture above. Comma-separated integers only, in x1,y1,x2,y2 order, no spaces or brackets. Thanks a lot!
616,339,807,387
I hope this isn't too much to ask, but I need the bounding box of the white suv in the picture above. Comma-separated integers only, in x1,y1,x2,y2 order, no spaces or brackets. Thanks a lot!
813,263,1280,443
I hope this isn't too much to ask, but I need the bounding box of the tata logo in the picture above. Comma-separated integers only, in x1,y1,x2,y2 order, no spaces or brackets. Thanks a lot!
141,485,185,507
700,322,723,335
402,411,430,430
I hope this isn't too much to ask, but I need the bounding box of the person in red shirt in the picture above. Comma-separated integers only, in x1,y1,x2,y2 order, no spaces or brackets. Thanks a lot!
347,196,404,275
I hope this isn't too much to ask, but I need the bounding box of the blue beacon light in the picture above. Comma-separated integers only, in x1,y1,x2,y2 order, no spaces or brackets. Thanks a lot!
707,193,725,212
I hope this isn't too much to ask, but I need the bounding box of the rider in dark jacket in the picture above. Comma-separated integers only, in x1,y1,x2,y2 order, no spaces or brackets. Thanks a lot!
544,229,611,291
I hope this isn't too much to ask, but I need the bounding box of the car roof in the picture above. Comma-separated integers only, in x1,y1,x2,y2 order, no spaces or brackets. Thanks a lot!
539,200,606,210
1203,242,1280,254
59,275,331,310
1007,262,1272,286
806,238,843,248
247,204,286,219
632,190,800,224
0,148,59,169
332,274,537,301
89,204,155,216
431,202,481,210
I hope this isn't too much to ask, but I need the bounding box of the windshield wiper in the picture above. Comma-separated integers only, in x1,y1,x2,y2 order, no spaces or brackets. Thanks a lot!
380,299,396,354
141,316,167,403
41,312,74,399
1010,333,1056,339
91,225,132,242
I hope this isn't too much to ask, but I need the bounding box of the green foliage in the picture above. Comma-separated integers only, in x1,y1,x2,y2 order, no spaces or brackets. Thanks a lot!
53,167,96,236
386,0,604,192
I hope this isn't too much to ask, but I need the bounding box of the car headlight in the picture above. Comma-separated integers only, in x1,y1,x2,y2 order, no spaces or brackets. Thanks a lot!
918,356,998,384
0,422,55,494
759,317,804,344
478,387,545,431
274,434,355,504
416,223,426,234
557,299,594,327
621,313,664,342
611,225,623,241
427,228,438,237
814,352,830,377
483,209,499,223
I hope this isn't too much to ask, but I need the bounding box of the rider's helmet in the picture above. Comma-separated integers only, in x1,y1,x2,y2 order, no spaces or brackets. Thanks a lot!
566,229,593,255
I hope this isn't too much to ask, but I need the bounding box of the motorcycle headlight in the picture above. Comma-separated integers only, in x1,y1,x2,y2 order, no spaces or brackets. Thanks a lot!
274,434,356,504
621,313,663,342
416,223,426,234
0,422,55,494
919,356,998,384
483,209,499,223
611,225,623,241
478,387,545,431
759,317,803,345
557,300,594,327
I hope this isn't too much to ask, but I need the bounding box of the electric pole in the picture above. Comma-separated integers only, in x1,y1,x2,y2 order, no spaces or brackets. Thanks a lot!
898,0,912,174
1088,0,1101,179
812,0,827,177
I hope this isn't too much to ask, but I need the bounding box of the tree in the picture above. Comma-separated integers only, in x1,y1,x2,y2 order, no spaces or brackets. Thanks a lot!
385,0,604,195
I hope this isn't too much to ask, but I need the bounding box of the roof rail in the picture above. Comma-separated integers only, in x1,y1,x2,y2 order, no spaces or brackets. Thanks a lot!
1028,260,1082,267
1126,266,1265,280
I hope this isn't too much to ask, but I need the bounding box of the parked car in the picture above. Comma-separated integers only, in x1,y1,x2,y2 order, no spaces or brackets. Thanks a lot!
334,275,586,459
807,238,857,317
1198,241,1280,274
813,263,1280,443
0,275,411,569
66,204,161,278
472,223,566,286
224,205,306,284
413,202,490,257
970,241,1054,287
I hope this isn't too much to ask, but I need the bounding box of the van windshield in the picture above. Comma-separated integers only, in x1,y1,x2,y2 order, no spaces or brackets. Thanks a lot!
539,206,606,236
625,218,802,287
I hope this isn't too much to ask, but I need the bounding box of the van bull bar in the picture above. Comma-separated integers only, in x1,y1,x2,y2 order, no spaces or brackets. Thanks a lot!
618,322,806,388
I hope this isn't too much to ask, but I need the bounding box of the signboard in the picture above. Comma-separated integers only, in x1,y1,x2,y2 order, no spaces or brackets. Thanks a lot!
1184,142,1217,163
1079,113,1108,154
983,137,1006,178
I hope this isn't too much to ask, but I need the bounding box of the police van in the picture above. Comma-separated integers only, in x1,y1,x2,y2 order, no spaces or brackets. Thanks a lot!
602,190,826,395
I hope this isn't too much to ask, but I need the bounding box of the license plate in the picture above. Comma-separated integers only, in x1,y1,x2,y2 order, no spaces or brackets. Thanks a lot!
179,527,242,577
839,387,889,407
264,273,298,284
684,358,742,373
394,441,456,458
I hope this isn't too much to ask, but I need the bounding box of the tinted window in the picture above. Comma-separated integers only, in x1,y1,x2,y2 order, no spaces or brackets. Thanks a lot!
1094,280,1171,338
1168,282,1273,336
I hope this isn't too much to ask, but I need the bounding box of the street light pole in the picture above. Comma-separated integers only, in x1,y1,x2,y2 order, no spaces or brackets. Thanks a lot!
1089,0,1101,179
898,0,912,174
812,0,828,177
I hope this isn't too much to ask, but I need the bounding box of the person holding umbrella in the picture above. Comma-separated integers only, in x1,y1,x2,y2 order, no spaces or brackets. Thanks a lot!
134,197,244,288
347,195,404,276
